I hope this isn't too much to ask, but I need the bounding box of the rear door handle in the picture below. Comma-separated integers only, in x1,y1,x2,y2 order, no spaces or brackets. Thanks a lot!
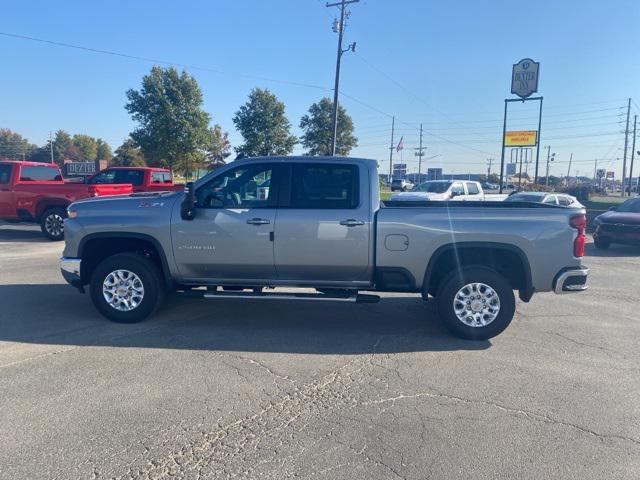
340,219,365,227
246,218,270,225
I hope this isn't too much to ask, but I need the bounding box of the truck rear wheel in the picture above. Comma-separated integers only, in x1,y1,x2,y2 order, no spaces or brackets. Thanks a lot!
40,207,66,241
435,267,515,340
90,253,163,323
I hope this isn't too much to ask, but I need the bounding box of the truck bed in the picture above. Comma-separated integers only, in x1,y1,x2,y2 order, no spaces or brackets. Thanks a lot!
376,201,584,293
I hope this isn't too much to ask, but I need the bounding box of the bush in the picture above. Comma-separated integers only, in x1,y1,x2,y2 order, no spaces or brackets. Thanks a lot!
561,184,592,202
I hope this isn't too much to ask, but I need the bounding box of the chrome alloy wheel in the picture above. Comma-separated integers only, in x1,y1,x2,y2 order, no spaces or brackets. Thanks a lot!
453,282,501,327
102,270,145,311
45,213,64,237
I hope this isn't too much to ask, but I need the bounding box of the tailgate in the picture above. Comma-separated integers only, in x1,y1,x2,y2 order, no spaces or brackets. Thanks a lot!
90,183,133,196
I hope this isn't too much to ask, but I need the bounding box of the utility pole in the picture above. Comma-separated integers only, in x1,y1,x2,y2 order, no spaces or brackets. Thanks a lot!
414,123,425,182
629,114,637,196
486,158,493,178
49,131,54,164
621,98,631,197
388,116,395,181
566,152,573,179
327,0,359,156
545,146,555,187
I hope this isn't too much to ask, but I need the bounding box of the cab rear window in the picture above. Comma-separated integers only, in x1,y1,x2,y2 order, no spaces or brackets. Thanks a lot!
19,166,61,181
0,164,12,184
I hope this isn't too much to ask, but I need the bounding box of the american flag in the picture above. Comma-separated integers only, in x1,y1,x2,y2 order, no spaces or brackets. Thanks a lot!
396,137,404,152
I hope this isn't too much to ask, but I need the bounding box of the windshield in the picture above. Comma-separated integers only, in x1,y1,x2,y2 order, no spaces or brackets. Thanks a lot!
413,182,451,193
615,198,640,213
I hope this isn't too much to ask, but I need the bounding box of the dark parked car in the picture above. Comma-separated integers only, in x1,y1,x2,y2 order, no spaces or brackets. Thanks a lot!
593,197,640,249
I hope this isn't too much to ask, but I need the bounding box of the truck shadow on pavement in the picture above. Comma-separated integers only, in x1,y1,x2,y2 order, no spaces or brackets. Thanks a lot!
0,226,49,243
0,284,490,354
585,243,640,257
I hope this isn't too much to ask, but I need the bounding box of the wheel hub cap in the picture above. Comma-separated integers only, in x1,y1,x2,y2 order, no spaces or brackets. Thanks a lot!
103,270,144,312
453,282,501,327
45,214,64,236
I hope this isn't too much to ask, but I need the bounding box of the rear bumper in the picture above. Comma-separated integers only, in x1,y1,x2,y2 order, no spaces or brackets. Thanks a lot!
60,257,82,286
553,267,589,294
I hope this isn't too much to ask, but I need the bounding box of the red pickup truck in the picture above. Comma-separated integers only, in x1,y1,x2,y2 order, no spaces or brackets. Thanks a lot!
86,167,184,193
0,161,132,240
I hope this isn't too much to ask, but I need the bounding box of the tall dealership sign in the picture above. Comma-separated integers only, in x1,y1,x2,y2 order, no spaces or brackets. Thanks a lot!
511,58,540,99
498,58,543,193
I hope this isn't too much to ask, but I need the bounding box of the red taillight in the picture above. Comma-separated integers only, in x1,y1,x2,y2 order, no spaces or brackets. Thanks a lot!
570,214,586,257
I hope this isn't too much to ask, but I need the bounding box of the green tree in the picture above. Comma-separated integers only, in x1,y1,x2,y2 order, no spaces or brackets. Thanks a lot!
299,98,357,156
233,88,297,157
0,129,36,160
125,66,211,172
52,130,72,165
203,124,231,169
72,134,98,161
96,139,113,162
111,138,146,167
28,146,52,163
63,144,83,162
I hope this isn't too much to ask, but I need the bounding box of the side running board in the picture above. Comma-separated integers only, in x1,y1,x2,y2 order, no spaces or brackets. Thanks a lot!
180,289,380,304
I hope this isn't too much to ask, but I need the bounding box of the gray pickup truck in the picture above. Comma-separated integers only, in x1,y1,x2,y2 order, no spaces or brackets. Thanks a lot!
60,156,588,340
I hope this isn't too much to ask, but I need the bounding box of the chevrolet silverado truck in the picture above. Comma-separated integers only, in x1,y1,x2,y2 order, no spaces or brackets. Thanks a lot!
60,157,589,340
86,166,184,193
0,161,132,240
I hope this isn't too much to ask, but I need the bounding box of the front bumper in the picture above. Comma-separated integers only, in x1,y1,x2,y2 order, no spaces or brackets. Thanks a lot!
60,257,82,287
553,267,589,294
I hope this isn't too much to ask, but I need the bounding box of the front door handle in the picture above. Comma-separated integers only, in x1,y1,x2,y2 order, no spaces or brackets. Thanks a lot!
246,218,270,225
340,219,365,227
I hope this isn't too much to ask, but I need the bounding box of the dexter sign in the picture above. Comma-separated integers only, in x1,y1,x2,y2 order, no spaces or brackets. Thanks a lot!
504,130,538,147
511,58,540,99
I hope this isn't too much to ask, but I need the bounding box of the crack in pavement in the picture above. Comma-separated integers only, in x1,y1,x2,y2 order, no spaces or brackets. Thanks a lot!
360,390,640,447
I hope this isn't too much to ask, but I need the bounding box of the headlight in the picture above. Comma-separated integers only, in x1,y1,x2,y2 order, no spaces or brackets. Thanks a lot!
67,209,78,219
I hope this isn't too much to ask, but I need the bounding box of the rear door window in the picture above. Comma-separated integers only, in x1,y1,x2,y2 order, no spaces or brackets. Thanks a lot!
290,163,359,209
19,166,61,181
466,182,480,195
151,172,164,183
557,196,572,206
451,182,464,196
0,165,12,184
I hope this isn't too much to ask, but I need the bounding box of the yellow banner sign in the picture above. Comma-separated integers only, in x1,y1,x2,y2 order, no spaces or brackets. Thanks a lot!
504,130,537,147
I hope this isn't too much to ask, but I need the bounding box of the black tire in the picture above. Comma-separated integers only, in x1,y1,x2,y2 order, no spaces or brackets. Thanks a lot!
435,267,515,340
40,207,66,241
594,237,610,249
90,253,164,323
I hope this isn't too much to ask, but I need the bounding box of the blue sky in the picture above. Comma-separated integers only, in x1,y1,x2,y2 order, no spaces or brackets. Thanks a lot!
1,0,639,177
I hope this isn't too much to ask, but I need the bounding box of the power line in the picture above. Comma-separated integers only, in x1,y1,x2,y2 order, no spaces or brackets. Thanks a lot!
0,31,330,91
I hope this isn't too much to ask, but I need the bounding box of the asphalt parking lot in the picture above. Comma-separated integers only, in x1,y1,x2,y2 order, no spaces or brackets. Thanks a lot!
0,224,639,480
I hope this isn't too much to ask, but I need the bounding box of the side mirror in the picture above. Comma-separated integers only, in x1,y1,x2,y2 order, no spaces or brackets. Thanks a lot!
181,182,195,220
450,190,461,198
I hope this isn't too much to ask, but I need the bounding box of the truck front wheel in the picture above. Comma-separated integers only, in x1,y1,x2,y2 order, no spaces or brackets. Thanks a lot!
90,253,163,323
40,207,66,241
435,267,515,340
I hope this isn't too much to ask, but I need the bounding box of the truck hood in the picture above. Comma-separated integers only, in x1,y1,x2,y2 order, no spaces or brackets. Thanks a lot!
595,210,640,225
388,191,449,201
70,190,182,211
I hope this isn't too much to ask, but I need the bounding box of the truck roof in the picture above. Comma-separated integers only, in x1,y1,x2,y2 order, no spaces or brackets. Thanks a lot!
231,156,378,167
0,160,59,168
104,166,170,172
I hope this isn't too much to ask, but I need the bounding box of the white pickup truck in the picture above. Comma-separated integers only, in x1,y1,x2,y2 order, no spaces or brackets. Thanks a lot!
390,180,508,202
